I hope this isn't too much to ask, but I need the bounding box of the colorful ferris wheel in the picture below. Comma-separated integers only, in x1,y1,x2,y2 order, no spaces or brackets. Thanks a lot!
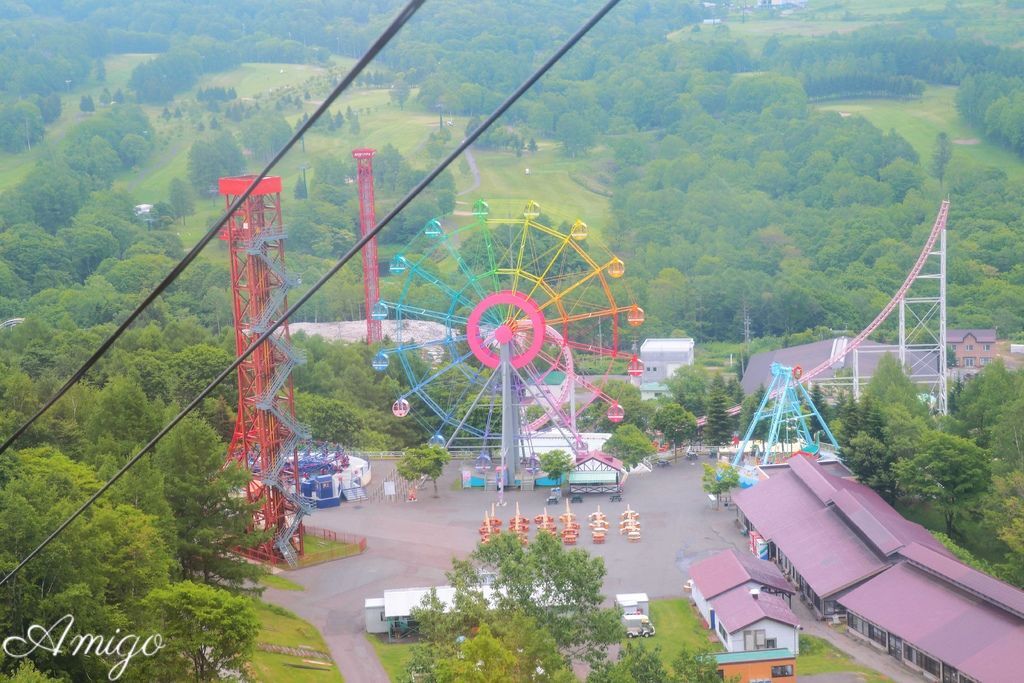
371,200,643,482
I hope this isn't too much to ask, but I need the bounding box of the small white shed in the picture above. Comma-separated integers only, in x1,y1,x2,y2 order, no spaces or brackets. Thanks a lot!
615,592,650,617
364,597,387,634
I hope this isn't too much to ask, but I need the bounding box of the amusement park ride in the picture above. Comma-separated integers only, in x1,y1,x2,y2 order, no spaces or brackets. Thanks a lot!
372,199,644,486
218,175,312,566
729,362,840,486
725,200,951,485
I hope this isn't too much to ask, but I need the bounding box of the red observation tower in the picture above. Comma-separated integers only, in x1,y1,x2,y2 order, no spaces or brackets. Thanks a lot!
218,175,311,566
353,148,382,345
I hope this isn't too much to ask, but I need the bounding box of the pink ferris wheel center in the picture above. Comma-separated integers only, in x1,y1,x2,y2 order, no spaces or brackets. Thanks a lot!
467,290,546,369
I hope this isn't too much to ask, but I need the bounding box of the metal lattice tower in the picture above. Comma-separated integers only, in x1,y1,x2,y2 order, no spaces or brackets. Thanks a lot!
732,363,839,468
899,200,948,415
219,175,312,566
353,148,382,345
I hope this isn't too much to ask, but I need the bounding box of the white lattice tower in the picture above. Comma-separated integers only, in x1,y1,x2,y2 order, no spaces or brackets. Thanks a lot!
898,204,948,414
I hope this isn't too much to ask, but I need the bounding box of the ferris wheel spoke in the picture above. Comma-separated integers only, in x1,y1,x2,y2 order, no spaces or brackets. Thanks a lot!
562,339,627,358
383,334,468,357
383,300,470,328
523,233,572,303
545,305,633,326
537,259,617,315
436,231,494,302
512,363,580,450
405,261,479,313
442,370,501,446
495,267,568,323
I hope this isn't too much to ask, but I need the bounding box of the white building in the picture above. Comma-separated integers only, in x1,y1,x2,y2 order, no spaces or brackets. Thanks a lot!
615,593,650,617
711,587,801,655
639,339,694,399
689,549,800,654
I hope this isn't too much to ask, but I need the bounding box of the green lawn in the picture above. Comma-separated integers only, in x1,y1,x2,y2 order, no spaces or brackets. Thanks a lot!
251,600,342,682
622,601,890,682
296,533,364,568
798,634,890,683
365,633,414,682
678,0,1024,51
817,86,1024,182
261,573,306,591
620,599,722,669
459,143,614,235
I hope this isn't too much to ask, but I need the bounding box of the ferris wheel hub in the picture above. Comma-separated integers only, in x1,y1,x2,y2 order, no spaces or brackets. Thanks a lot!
467,290,546,369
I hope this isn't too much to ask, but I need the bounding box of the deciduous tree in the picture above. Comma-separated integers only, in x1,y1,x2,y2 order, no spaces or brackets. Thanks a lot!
143,581,258,681
604,424,656,468
895,431,991,535
396,444,451,496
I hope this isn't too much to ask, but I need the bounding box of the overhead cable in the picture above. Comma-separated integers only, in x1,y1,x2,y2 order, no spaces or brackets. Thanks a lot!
0,0,623,587
0,0,427,461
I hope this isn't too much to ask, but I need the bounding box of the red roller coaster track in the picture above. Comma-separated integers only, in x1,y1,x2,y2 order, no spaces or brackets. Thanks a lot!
697,200,949,427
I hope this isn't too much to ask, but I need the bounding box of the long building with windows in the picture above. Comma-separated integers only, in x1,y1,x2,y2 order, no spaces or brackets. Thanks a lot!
731,456,1024,683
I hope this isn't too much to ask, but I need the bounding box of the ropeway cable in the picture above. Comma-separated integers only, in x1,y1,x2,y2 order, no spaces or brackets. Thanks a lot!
0,0,427,461
0,0,624,588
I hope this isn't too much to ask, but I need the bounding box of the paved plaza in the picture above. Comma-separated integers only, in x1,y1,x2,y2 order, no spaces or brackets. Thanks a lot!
263,458,916,682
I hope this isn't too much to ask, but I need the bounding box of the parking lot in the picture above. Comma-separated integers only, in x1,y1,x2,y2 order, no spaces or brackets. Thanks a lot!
263,457,742,682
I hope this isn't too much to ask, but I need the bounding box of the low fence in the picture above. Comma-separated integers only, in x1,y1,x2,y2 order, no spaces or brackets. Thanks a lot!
349,450,478,460
241,527,367,568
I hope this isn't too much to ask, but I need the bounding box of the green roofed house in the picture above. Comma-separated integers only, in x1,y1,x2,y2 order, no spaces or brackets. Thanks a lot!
714,648,796,683
567,452,624,495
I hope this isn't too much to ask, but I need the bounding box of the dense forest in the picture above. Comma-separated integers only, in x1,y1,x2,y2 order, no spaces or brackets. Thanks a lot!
2,0,1024,679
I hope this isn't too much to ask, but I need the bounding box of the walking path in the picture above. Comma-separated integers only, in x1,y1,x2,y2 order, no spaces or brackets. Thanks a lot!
456,146,481,196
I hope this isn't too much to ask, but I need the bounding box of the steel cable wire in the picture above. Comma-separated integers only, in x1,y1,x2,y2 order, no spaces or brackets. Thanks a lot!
0,0,427,461
0,0,623,587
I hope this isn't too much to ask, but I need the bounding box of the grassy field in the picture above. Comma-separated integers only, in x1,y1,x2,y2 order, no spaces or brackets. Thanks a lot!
296,533,364,568
679,0,1024,51
365,633,414,682
817,86,1024,182
799,634,890,683
620,598,721,670
251,600,342,682
459,143,613,231
261,573,306,591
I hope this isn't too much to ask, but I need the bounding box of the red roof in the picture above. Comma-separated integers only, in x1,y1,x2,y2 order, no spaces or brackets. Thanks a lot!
734,458,950,558
770,507,889,598
712,585,800,631
689,549,793,600
947,328,997,343
732,468,822,540
839,563,1024,682
899,542,1024,619
575,451,623,472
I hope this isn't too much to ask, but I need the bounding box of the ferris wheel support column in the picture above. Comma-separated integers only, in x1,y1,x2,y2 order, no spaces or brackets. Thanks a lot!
500,343,521,489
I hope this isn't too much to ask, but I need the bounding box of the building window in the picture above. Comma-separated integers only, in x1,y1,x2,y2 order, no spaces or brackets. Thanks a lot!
867,624,887,647
743,629,767,650
965,344,974,351
981,357,991,366
771,664,794,677
904,643,916,661
983,344,991,351
917,652,940,676
766,638,777,649
718,621,728,643
965,357,975,367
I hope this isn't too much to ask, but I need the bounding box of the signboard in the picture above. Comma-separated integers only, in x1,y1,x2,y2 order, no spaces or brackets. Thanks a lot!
383,481,396,497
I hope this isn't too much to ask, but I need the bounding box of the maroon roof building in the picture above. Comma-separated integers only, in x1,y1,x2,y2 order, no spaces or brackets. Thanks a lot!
731,457,1024,682
689,549,801,655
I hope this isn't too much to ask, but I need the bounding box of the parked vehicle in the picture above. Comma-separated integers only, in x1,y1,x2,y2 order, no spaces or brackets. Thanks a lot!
623,614,655,638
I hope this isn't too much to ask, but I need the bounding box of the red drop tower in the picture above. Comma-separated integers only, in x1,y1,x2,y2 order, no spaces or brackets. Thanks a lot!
353,148,382,345
219,175,311,566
